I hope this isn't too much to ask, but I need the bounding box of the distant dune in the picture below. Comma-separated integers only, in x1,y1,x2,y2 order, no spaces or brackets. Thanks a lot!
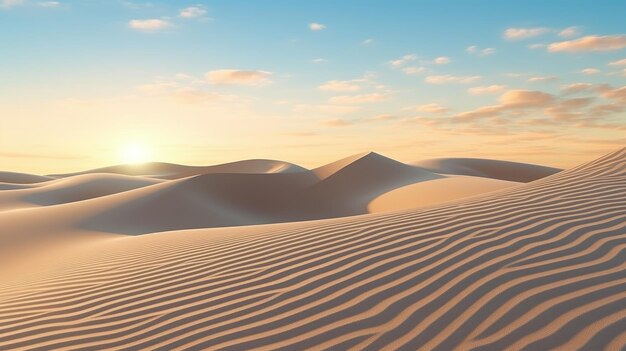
49,159,308,179
0,171,54,184
414,157,562,182
0,148,624,350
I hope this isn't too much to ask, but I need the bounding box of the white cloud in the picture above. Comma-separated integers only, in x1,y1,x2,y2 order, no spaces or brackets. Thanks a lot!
468,85,506,95
128,19,171,32
362,38,374,45
179,5,207,18
608,58,626,66
205,69,272,86
425,75,481,84
504,27,550,40
548,35,626,52
434,56,451,65
467,46,495,56
528,75,558,83
318,80,361,92
38,1,60,7
389,54,417,68
0,0,24,7
402,66,426,75
309,22,326,31
559,26,581,38
581,68,600,75
329,93,389,104
312,58,327,64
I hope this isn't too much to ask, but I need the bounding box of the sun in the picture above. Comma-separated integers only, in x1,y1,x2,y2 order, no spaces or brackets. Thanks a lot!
121,143,150,164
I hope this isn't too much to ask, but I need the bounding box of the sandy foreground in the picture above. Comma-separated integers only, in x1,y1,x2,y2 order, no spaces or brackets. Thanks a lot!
0,149,624,350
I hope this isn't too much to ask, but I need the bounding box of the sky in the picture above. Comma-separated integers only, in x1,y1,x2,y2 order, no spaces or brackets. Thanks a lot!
0,0,625,174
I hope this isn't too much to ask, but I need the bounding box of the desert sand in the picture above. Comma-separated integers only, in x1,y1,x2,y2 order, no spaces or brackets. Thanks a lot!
0,148,624,350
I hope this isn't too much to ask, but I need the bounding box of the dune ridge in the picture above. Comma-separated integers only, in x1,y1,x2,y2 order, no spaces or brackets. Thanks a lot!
0,148,624,350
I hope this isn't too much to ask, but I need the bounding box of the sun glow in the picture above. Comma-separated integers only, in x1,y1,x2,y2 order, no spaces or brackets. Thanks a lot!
121,143,150,164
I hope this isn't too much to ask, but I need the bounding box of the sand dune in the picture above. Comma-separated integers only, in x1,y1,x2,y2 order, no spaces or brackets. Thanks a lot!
1,148,623,350
0,153,518,236
0,173,162,211
0,171,54,184
414,157,561,182
50,159,308,179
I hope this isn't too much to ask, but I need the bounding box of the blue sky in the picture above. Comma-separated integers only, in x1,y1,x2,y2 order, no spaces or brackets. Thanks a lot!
0,0,625,173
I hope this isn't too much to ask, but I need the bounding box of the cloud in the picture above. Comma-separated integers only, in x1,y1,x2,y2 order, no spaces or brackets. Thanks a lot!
500,90,555,107
410,103,449,114
293,104,361,115
369,114,397,121
434,56,451,65
504,27,550,40
205,69,272,86
548,35,626,52
468,85,506,95
309,22,326,31
179,5,207,18
561,83,594,95
329,93,389,104
402,66,426,75
362,38,374,45
389,54,417,68
321,118,352,127
608,58,626,66
38,1,59,7
581,68,600,75
559,26,581,38
467,46,496,56
0,0,23,8
527,75,558,83
318,80,361,92
451,85,626,129
528,43,546,50
311,58,327,64
425,75,481,84
128,19,171,32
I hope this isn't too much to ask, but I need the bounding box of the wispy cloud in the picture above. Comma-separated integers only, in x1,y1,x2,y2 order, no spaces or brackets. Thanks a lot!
425,75,481,84
548,35,626,52
0,0,24,8
205,69,272,86
527,75,558,83
309,22,326,31
329,93,389,104
311,58,327,64
389,54,417,68
361,38,374,45
321,118,352,127
318,80,361,92
409,103,449,114
466,46,496,56
434,56,451,65
608,58,626,66
402,66,426,75
128,19,171,32
504,27,550,40
581,68,600,75
468,85,506,95
179,5,207,19
558,26,581,38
